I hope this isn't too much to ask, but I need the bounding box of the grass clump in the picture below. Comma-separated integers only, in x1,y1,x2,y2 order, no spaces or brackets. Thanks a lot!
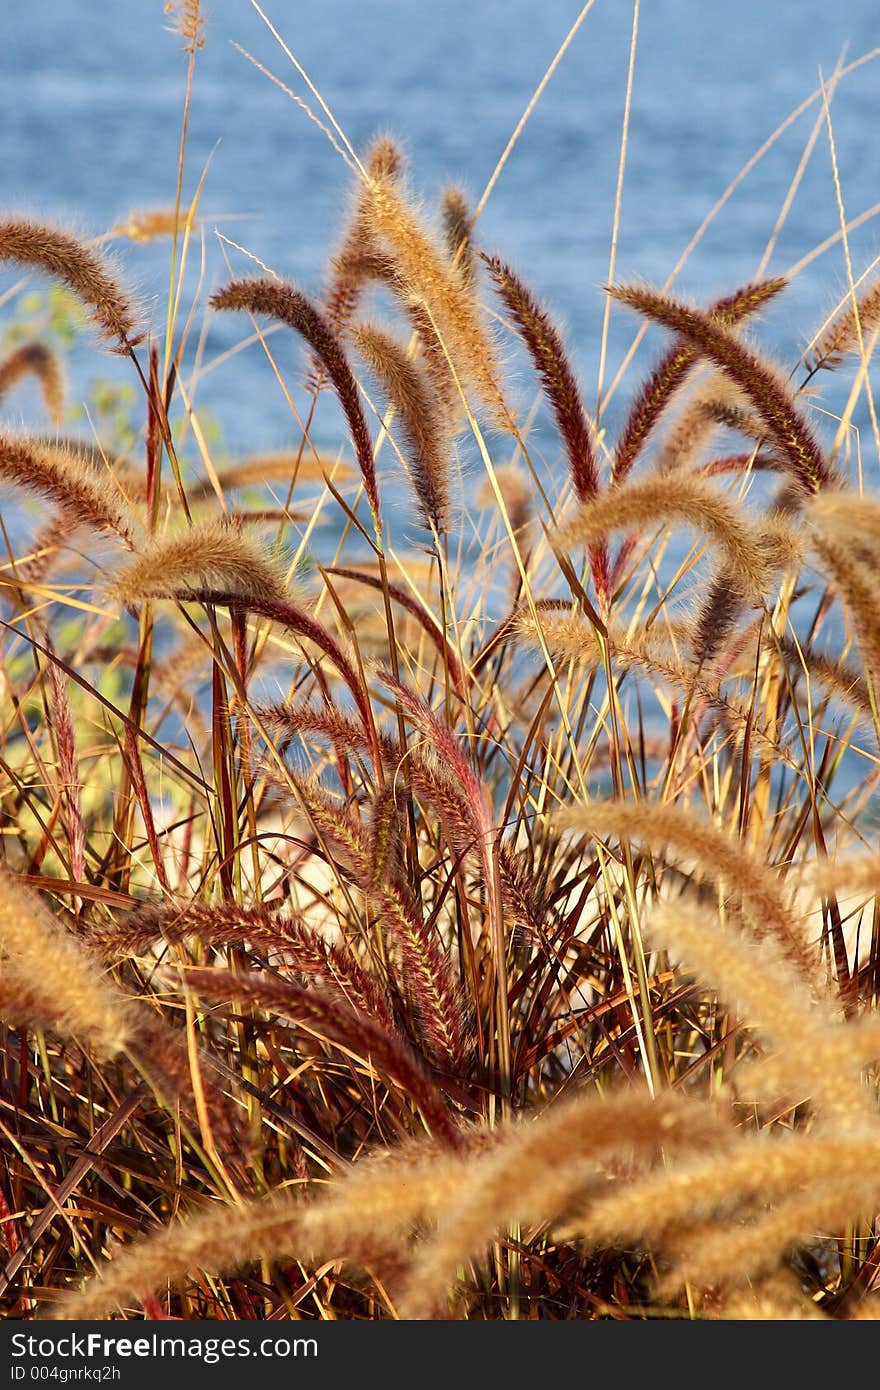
3,12,880,1326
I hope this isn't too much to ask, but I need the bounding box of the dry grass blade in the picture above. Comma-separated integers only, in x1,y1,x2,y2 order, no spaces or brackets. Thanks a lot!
45,637,86,883
326,566,468,694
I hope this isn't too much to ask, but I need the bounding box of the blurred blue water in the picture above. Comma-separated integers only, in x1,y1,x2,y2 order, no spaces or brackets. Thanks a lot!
0,1,879,481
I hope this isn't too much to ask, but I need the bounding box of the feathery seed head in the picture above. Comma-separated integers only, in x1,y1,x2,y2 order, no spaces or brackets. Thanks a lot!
0,219,141,350
0,434,136,542
211,276,380,522
108,518,288,609
353,321,450,532
0,870,134,1056
609,283,831,493
0,342,64,423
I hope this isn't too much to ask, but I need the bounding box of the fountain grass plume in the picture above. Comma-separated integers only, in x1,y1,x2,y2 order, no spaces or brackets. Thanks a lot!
556,798,815,972
559,1131,880,1300
0,342,64,423
609,283,832,494
108,518,288,608
50,1134,493,1320
482,252,611,605
171,966,456,1140
0,435,136,543
185,451,354,501
648,902,868,1125
94,898,397,1033
560,473,774,597
612,276,787,482
398,1089,734,1318
440,187,476,286
362,168,505,424
810,276,880,371
210,277,381,525
0,870,133,1057
352,321,450,532
808,493,880,683
0,219,141,351
282,773,471,1073
482,253,599,506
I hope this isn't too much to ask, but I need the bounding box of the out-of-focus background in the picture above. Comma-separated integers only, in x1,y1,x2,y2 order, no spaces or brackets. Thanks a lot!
0,0,878,459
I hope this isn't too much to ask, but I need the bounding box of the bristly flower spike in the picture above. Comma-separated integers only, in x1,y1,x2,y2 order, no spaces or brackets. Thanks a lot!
483,253,610,605
609,283,832,494
612,276,788,482
0,220,141,352
210,278,381,529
